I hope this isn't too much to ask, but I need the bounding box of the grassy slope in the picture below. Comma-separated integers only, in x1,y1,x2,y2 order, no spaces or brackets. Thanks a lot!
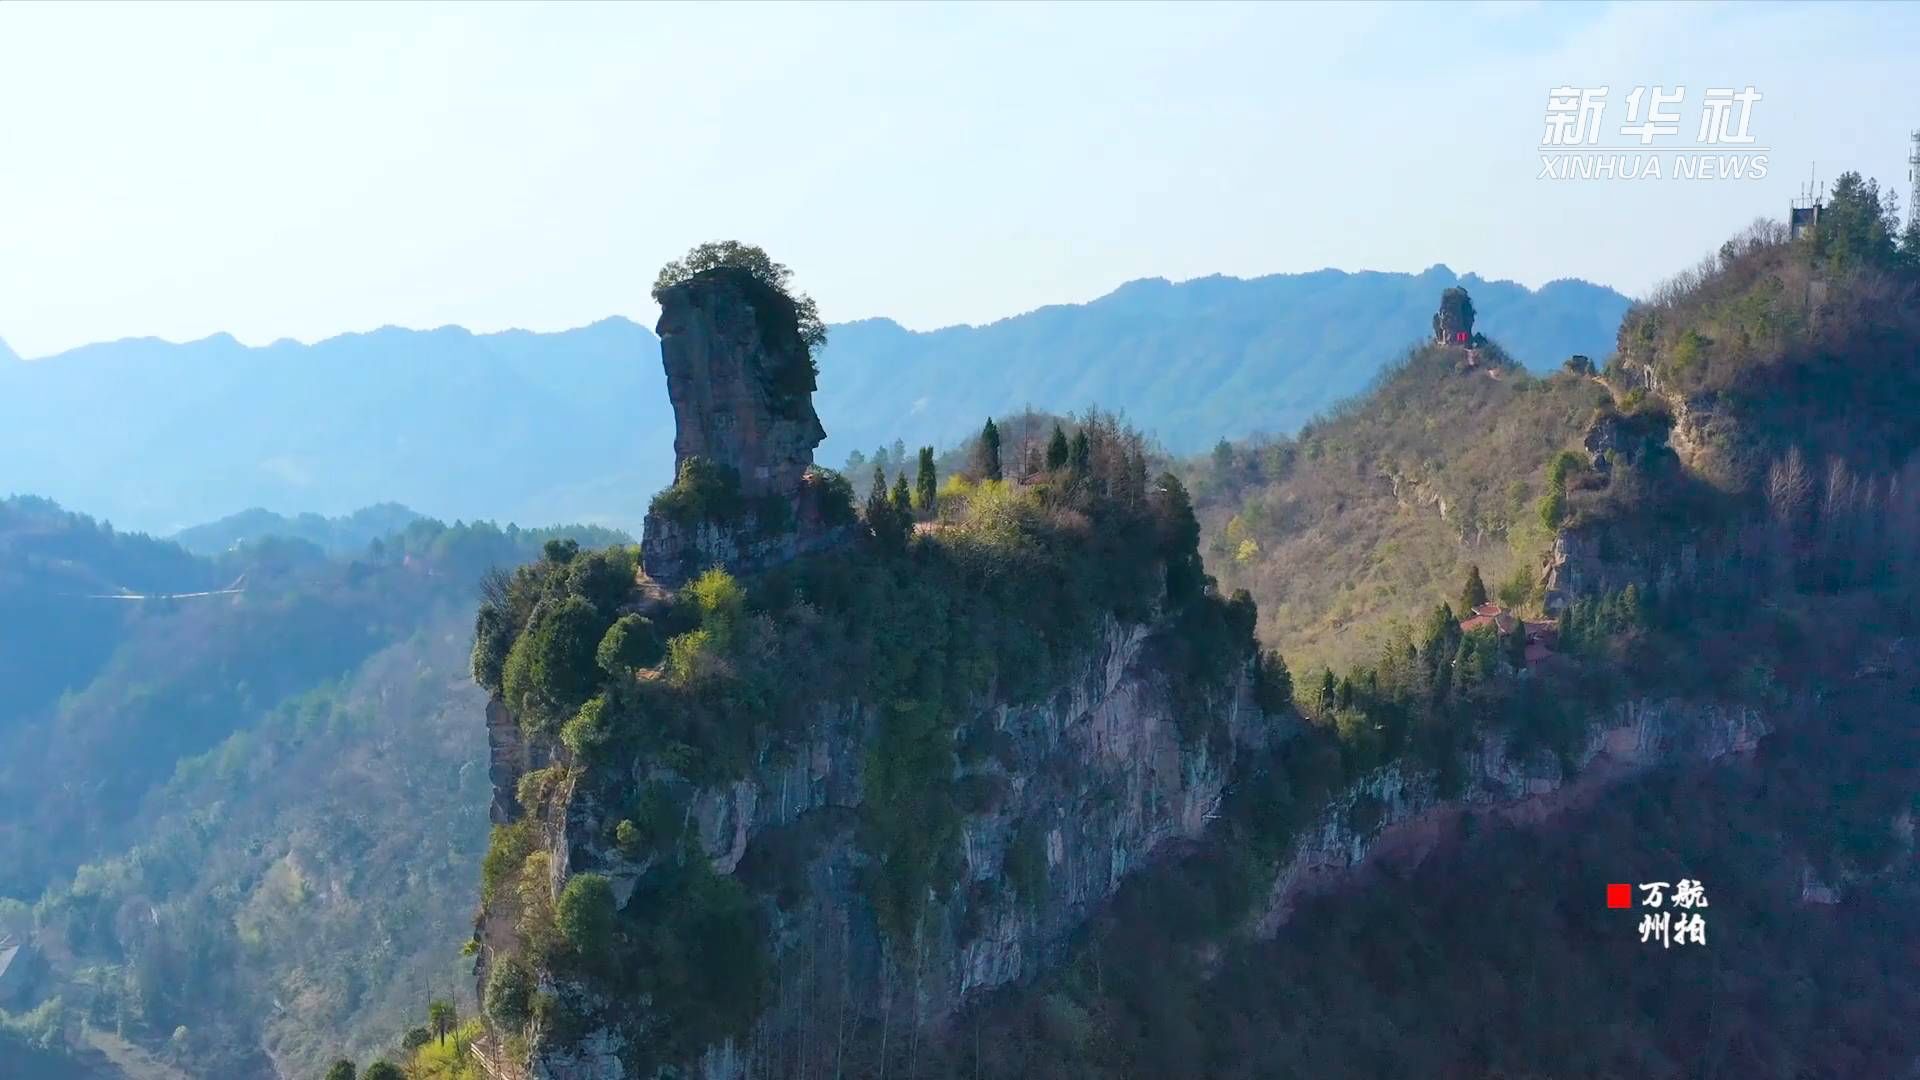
1189,344,1608,672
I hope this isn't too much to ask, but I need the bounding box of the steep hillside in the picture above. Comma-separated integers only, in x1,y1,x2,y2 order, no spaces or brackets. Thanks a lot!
0,505,629,1079
0,267,1626,536
466,254,1266,1079
1187,333,1607,672
453,219,1920,1079
917,187,1920,1078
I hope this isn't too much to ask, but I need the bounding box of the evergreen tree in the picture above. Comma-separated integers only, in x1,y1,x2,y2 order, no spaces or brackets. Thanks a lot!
1257,649,1293,714
1618,583,1644,628
325,1062,356,1080
1504,618,1529,666
915,446,937,512
891,472,913,519
1317,666,1338,718
977,418,1004,482
1069,429,1092,477
1460,564,1488,612
866,464,896,544
1046,423,1070,470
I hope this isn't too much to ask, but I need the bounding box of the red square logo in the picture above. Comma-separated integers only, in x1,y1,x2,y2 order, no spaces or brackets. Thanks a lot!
1606,883,1633,909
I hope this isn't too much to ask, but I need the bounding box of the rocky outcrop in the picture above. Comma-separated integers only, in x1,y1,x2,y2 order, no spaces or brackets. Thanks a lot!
1541,526,1700,613
517,615,1261,1080
640,267,847,587
1255,697,1767,935
637,470,851,589
654,268,825,499
486,695,546,824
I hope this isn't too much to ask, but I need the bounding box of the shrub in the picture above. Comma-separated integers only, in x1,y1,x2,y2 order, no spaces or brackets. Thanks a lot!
480,821,539,905
1538,488,1567,530
471,604,511,692
484,956,535,1031
515,766,566,814
614,819,642,855
687,568,745,646
560,695,612,761
556,873,616,960
597,614,664,675
508,596,608,726
807,468,858,527
556,868,614,953
565,547,636,612
664,629,718,687
649,457,745,526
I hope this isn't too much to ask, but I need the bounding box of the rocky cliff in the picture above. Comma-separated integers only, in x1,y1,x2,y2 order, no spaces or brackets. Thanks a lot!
1255,696,1767,936
491,612,1260,1080
640,267,848,588
471,252,1263,1079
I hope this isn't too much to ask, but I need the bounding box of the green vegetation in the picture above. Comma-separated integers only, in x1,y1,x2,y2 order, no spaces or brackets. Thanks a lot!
1189,339,1606,672
652,240,827,358
596,613,663,675
0,509,622,1078
475,411,1255,1070
902,202,1920,1079
648,456,745,526
915,446,938,511
976,416,1004,481
652,241,825,417
556,873,616,959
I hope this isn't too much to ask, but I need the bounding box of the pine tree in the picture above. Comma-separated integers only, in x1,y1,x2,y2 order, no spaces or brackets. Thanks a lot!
1046,423,1070,470
866,464,896,547
915,447,937,512
1619,583,1644,627
1069,430,1092,477
977,418,1003,482
891,472,913,519
1257,649,1293,714
1460,564,1488,612
1317,666,1337,718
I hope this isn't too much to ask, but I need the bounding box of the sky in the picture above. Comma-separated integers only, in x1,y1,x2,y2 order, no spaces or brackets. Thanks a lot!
1,0,1916,359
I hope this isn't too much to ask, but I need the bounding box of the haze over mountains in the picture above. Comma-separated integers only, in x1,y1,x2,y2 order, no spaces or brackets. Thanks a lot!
0,266,1628,535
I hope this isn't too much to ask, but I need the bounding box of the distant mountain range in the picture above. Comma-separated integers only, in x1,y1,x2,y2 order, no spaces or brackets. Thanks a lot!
170,502,426,556
0,266,1629,534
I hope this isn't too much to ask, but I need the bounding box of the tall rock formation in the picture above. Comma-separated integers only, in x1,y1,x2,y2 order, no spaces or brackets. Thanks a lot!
640,267,848,587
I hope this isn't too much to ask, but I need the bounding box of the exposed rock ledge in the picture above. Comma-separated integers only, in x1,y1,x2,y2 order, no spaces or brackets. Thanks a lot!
1255,697,1767,936
514,612,1261,1080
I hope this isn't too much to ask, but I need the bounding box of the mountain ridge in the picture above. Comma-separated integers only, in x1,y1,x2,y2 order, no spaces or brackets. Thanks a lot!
1,266,1629,535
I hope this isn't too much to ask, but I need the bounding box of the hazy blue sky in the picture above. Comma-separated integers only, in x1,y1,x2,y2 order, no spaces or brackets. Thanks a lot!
2,1,1915,358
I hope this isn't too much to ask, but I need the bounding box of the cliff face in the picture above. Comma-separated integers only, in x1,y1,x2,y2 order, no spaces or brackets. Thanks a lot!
641,268,846,587
473,256,1261,1079
487,612,1260,1080
1256,696,1767,936
653,268,825,500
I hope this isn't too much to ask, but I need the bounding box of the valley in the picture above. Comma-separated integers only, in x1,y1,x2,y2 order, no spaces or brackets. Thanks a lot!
4,181,1919,1079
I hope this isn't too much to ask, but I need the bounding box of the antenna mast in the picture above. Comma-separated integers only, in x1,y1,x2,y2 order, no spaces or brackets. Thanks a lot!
1908,130,1920,230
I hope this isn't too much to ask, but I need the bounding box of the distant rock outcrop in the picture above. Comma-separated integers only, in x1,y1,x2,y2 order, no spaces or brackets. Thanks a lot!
639,268,850,587
655,267,826,498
